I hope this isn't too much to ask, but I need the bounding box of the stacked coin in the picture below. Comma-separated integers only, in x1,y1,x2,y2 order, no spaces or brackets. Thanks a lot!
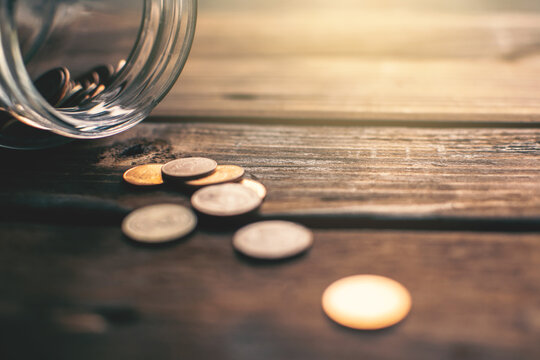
121,157,270,244
34,63,123,109
160,157,247,188
57,63,123,108
123,157,268,218
161,157,219,182
1,61,125,135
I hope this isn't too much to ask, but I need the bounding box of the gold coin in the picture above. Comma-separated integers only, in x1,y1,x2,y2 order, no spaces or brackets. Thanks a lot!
322,275,411,330
123,164,164,186
238,178,267,199
185,165,244,187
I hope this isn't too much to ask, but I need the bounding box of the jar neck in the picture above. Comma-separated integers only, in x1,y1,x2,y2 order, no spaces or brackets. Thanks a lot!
0,0,196,140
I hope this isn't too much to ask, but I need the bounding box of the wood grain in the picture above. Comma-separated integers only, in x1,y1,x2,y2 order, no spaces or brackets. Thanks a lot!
1,223,539,359
1,123,539,224
156,56,540,124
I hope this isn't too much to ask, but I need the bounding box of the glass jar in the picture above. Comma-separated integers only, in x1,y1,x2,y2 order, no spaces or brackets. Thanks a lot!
0,0,197,149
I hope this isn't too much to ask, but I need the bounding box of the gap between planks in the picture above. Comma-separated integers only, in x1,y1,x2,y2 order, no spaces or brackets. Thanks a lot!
147,115,540,129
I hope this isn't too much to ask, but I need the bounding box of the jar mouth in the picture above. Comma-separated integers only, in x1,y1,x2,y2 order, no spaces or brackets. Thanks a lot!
0,0,197,140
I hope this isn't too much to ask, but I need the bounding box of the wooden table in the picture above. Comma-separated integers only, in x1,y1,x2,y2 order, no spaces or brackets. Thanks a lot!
1,1,540,359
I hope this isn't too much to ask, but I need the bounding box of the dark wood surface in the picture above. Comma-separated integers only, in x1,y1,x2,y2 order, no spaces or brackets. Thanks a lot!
2,1,540,359
2,123,539,221
1,224,540,360
1,122,539,359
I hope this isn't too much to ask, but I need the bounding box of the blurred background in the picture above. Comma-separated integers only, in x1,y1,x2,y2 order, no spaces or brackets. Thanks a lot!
197,0,540,58
155,0,540,122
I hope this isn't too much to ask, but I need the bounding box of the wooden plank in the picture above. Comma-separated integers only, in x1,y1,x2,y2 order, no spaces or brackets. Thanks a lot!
192,10,540,59
151,2,540,123
1,224,539,359
1,123,539,223
156,56,540,124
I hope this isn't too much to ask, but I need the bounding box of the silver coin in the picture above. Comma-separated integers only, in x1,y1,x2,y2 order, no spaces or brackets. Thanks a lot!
122,204,197,243
233,221,313,259
191,183,262,217
162,157,218,180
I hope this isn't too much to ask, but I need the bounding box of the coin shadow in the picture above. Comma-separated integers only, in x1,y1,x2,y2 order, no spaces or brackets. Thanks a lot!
233,248,311,267
120,181,167,193
162,180,195,193
195,212,259,232
121,230,197,250
322,308,410,335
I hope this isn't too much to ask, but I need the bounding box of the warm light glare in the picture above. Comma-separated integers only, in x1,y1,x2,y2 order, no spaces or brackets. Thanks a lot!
322,275,412,330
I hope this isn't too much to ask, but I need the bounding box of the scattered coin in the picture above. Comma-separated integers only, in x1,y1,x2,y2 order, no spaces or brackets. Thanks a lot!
162,157,218,181
122,204,197,243
191,183,262,217
123,164,164,186
322,275,412,330
233,220,313,259
239,178,267,199
34,67,71,106
185,165,245,187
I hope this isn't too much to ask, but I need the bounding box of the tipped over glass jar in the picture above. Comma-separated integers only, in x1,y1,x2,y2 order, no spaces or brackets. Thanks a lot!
0,0,197,149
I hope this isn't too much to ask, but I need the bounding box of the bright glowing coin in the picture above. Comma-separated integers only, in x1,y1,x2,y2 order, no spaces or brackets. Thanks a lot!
322,275,411,330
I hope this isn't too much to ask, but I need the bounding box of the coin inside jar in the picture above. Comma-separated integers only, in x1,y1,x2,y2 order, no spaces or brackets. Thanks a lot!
162,157,218,181
123,164,164,186
122,204,197,244
191,183,262,217
185,165,245,187
322,275,412,330
34,67,71,106
93,64,116,87
76,64,115,88
233,221,313,260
